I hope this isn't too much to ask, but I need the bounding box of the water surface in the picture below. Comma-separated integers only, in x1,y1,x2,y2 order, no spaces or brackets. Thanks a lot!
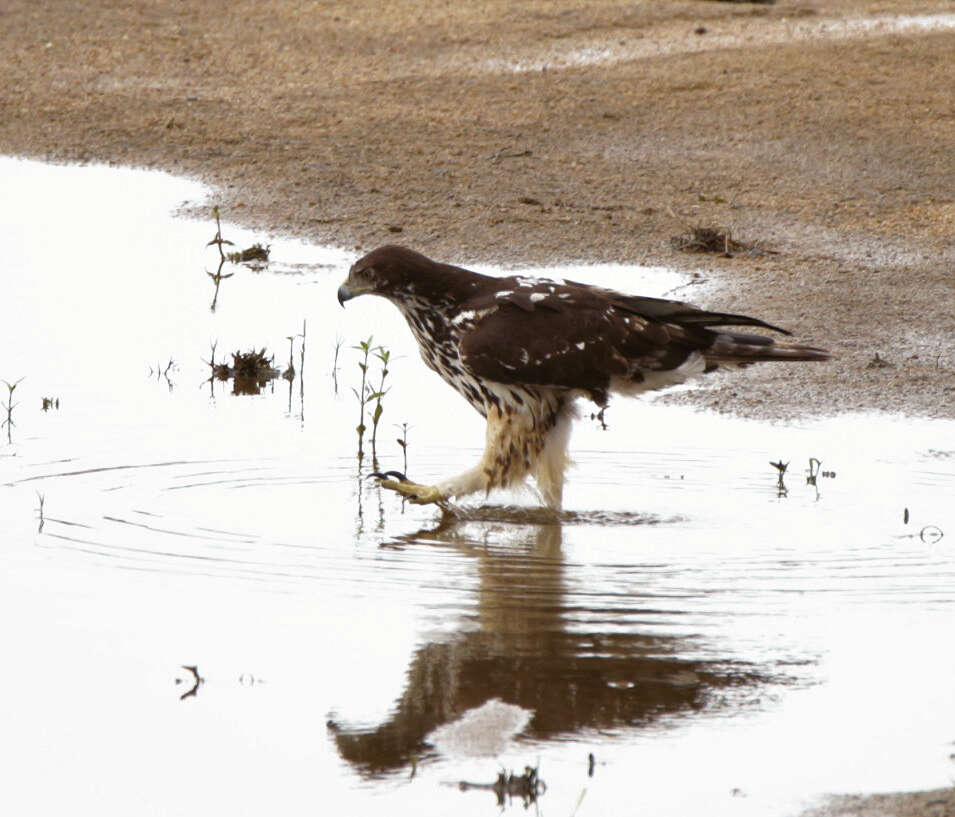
1,158,953,817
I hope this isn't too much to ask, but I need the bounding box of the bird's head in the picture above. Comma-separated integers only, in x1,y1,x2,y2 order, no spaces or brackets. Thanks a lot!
337,245,435,307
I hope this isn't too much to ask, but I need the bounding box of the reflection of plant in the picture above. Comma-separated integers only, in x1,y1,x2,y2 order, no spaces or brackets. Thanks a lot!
205,206,235,312
149,358,176,390
2,378,24,444
457,765,546,809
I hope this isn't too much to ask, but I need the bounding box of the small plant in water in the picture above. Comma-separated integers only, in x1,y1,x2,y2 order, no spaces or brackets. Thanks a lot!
352,336,374,462
2,378,24,444
36,491,45,533
351,337,393,465
283,336,296,382
369,346,390,462
205,206,235,311
396,422,410,476
770,459,789,498
148,358,176,390
331,336,344,394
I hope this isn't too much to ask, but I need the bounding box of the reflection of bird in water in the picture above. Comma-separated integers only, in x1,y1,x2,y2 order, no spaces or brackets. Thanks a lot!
327,513,773,775
338,246,829,510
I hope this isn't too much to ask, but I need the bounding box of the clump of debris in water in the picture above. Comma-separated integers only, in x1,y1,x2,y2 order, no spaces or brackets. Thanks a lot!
209,347,283,395
227,243,270,265
456,765,546,808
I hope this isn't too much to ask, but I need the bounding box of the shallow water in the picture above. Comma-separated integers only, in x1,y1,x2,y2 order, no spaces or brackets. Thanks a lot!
1,158,953,817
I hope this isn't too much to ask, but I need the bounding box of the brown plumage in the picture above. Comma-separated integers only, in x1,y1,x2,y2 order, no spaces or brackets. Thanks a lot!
338,245,828,510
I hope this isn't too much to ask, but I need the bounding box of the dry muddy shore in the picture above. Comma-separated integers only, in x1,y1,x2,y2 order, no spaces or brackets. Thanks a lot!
2,1,953,421
3,0,954,422
2,3,954,814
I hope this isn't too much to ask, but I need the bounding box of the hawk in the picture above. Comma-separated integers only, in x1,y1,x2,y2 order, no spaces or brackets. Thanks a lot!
337,245,828,510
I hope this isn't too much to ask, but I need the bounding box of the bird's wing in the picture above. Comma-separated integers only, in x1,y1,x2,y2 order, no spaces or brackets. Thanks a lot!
585,285,792,335
459,278,817,401
459,285,676,399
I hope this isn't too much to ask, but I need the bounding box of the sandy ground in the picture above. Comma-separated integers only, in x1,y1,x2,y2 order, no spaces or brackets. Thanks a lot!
0,2,953,808
2,0,953,421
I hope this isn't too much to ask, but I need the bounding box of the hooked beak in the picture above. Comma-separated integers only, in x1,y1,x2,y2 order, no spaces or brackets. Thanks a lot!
337,283,354,307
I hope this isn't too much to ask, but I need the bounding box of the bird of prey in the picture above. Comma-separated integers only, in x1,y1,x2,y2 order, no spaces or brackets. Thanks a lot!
337,245,828,510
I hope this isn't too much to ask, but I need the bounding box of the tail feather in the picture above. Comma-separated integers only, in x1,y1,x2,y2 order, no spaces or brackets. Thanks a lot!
705,331,830,364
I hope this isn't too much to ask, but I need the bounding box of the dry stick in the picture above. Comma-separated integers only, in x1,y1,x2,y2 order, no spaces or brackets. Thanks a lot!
285,335,295,413
284,336,296,380
331,336,343,394
299,319,306,424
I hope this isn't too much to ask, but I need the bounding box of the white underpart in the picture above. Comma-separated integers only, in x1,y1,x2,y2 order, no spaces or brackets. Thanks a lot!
529,292,547,303
434,385,574,510
533,407,575,509
611,351,708,397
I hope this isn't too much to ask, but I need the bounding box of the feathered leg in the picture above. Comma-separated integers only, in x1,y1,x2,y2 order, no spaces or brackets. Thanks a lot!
532,404,575,510
377,407,526,506
377,398,570,510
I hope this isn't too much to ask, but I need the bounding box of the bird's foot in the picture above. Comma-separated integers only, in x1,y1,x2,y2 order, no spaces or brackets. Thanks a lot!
370,471,445,505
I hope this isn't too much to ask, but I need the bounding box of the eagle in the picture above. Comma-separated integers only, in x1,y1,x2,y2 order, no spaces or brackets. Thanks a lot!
337,245,828,510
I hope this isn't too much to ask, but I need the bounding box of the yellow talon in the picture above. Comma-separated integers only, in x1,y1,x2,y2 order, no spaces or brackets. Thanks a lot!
379,479,444,505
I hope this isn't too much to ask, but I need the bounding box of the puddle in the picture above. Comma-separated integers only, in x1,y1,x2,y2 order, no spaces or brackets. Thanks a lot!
465,13,955,73
1,157,954,817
